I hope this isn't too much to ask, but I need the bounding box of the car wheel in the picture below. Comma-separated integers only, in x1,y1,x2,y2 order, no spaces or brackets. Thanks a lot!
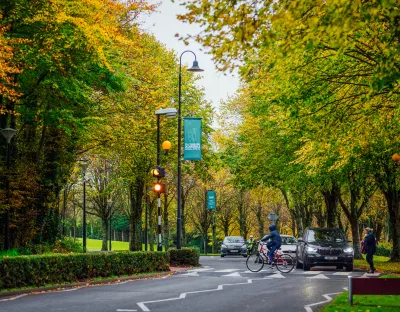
220,255,225,257
336,265,344,270
296,260,302,269
345,264,353,272
243,255,247,258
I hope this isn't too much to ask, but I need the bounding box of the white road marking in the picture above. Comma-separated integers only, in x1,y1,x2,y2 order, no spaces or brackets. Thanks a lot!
214,269,241,273
180,272,200,277
116,309,137,311
303,287,347,312
0,294,28,302
332,272,351,276
187,267,214,272
360,272,380,278
268,273,286,279
302,271,323,274
308,274,329,279
222,272,242,277
136,277,272,311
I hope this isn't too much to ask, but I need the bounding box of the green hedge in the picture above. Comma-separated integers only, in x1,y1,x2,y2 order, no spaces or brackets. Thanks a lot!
167,248,200,266
0,251,168,290
376,245,392,257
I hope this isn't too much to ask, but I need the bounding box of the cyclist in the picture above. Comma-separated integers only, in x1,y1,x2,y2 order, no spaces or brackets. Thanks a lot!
261,224,282,268
246,235,256,255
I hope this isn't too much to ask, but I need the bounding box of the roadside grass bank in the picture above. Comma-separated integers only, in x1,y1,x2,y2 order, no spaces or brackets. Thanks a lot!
354,255,400,274
76,238,164,251
321,292,400,312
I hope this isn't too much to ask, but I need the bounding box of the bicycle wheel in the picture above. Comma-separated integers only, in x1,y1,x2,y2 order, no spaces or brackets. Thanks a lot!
276,254,295,273
246,252,265,272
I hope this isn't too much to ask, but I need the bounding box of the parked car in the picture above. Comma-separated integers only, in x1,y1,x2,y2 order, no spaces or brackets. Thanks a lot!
220,236,247,257
280,235,297,259
296,228,354,271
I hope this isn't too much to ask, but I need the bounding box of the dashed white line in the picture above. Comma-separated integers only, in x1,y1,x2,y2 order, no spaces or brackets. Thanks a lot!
0,294,28,302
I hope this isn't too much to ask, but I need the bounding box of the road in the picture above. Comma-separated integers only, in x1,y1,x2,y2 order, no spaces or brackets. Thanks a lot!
0,256,379,312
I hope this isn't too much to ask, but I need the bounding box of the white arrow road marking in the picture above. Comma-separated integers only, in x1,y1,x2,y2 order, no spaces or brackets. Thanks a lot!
180,272,200,277
303,287,347,312
136,277,272,311
222,272,242,277
308,274,329,279
214,269,241,273
268,273,286,279
187,267,214,272
302,271,323,274
332,272,351,275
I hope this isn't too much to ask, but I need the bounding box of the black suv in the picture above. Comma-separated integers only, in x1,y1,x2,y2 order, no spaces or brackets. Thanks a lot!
296,228,354,271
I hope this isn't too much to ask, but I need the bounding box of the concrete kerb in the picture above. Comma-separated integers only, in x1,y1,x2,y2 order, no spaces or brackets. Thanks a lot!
0,267,191,300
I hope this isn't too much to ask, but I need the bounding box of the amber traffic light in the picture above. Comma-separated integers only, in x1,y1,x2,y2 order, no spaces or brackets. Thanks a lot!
153,182,166,194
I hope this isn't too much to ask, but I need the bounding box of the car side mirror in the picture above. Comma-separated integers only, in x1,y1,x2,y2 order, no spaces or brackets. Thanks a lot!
297,239,304,243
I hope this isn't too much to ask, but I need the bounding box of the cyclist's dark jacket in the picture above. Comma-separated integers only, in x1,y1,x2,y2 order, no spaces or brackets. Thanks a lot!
261,225,282,246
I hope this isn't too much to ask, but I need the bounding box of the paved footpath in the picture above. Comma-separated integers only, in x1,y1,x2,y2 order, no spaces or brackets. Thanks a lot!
0,256,379,312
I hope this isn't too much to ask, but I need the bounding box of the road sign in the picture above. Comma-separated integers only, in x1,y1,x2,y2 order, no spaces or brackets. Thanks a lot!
268,212,278,223
207,190,216,210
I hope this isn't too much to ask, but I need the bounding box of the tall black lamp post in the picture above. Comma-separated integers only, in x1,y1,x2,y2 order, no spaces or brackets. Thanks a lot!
107,199,113,251
80,160,89,253
155,107,177,251
1,128,17,250
177,51,204,249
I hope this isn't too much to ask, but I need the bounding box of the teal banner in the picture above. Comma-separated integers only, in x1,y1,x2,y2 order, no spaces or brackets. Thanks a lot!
183,117,202,160
207,190,216,210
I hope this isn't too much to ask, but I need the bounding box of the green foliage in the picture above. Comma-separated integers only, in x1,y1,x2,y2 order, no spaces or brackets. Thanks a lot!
376,245,392,258
167,248,200,266
0,251,169,290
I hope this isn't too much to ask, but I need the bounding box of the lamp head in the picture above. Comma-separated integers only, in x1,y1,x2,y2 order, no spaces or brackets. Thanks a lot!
79,159,89,174
392,153,400,163
1,128,17,144
162,140,172,154
188,60,204,72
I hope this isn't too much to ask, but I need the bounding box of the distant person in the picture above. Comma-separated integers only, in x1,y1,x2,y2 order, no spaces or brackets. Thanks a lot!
261,224,282,268
247,235,256,255
363,227,376,273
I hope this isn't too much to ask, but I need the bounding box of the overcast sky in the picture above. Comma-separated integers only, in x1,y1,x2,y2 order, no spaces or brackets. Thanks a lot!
142,1,240,114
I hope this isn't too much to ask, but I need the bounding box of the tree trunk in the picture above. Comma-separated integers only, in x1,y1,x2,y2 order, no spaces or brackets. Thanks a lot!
129,178,144,251
375,221,383,242
322,185,339,227
350,216,363,259
101,218,108,251
384,191,400,261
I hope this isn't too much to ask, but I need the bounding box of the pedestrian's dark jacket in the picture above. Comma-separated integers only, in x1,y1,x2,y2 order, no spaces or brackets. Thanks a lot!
364,232,376,254
261,225,282,245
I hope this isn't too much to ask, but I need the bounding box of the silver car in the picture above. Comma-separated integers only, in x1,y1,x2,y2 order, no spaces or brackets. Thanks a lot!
280,235,297,258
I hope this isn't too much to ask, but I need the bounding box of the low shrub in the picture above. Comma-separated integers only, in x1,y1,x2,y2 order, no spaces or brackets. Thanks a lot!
0,251,169,290
376,245,392,257
168,247,200,266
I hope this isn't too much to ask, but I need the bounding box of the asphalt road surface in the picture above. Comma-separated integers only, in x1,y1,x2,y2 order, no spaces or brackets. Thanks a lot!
0,256,379,312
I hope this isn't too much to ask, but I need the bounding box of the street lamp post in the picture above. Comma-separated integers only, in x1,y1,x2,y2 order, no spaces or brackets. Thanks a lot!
107,199,113,251
155,108,177,252
177,51,204,249
1,128,17,250
80,160,89,253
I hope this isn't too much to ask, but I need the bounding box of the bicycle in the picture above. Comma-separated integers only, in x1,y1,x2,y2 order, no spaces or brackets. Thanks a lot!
246,241,295,273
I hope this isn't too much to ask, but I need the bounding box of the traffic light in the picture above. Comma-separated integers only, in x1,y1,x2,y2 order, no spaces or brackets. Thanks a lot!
153,182,166,194
151,166,165,178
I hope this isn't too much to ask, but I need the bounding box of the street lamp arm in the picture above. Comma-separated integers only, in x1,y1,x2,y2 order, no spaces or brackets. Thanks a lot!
179,50,197,67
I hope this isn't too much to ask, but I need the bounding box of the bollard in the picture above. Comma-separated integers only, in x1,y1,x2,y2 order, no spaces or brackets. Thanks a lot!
348,276,353,305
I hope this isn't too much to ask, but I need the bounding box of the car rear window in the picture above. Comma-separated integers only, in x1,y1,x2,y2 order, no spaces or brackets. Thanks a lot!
282,236,297,245
224,237,245,243
307,229,345,243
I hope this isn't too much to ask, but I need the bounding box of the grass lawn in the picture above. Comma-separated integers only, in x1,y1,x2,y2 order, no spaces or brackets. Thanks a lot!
76,238,165,251
321,292,400,312
354,255,400,274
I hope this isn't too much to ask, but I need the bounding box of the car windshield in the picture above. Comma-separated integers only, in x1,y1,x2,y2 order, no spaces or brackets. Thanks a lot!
282,236,297,245
307,229,345,243
224,237,245,244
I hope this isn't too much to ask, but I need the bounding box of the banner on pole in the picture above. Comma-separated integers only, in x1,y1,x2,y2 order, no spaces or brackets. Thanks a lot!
183,117,202,160
207,190,216,210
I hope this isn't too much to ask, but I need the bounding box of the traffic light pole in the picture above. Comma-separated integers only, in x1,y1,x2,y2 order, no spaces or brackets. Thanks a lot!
157,115,162,252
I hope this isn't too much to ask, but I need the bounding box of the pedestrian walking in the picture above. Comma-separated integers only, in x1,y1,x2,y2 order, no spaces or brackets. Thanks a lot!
363,227,376,273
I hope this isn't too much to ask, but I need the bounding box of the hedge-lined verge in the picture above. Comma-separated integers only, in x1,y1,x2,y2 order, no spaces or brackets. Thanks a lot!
376,245,392,257
168,248,200,266
0,251,168,290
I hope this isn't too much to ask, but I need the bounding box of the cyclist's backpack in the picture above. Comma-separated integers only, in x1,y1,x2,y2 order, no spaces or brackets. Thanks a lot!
361,240,366,254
